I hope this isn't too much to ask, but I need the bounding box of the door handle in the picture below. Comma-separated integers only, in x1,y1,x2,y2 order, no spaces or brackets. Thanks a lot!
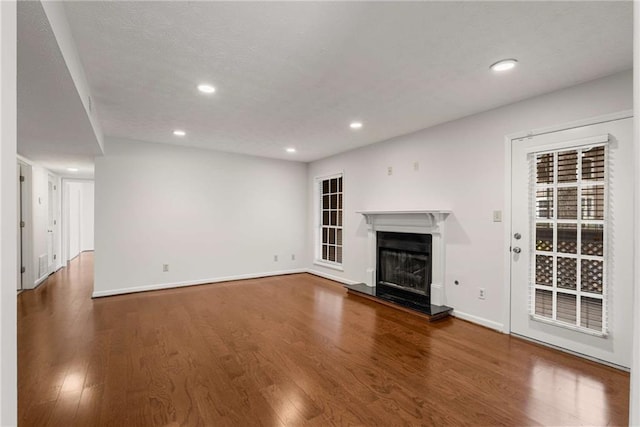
513,247,522,254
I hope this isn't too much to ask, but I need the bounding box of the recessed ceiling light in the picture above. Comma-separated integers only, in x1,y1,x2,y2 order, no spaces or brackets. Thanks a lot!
173,130,186,136
67,168,78,172
350,122,363,129
286,147,296,153
490,59,518,72
197,84,216,94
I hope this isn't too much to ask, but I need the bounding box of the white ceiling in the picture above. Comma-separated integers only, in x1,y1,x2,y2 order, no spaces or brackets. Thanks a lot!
17,1,101,179
25,1,634,166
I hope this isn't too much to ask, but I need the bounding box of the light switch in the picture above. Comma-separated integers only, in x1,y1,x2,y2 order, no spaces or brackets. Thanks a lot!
493,210,502,222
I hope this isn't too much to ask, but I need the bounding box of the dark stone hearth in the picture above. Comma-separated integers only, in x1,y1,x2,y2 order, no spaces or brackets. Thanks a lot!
343,283,452,320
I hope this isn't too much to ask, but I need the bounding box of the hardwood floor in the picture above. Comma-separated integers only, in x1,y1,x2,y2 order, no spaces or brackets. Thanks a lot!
18,253,629,426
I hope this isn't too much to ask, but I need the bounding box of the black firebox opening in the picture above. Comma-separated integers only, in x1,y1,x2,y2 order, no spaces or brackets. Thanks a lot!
376,231,432,311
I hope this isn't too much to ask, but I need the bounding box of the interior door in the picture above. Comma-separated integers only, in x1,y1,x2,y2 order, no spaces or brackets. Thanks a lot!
47,176,57,274
510,117,633,368
17,163,23,290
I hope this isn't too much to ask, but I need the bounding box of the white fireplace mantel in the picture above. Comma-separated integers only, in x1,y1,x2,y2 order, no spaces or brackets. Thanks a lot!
357,210,452,306
357,210,451,232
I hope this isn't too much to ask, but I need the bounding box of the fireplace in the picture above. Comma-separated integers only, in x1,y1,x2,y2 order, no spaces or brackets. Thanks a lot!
376,231,432,310
357,210,451,308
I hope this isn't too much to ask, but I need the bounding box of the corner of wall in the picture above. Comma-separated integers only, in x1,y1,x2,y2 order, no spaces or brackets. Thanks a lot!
0,1,18,424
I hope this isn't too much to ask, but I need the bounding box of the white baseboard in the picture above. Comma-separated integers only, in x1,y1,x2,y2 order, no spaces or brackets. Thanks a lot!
31,273,49,289
305,269,360,286
92,268,307,298
452,310,504,332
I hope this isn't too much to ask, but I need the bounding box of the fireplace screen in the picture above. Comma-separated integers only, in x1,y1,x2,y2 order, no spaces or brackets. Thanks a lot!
379,249,429,295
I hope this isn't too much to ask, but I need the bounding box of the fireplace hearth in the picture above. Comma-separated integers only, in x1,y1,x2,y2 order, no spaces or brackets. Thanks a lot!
376,231,432,311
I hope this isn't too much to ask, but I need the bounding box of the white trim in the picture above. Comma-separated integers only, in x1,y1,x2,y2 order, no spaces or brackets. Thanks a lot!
512,333,629,372
91,269,308,298
306,269,360,286
505,110,633,142
503,110,633,335
530,313,606,338
451,310,504,332
313,171,344,266
17,160,33,291
631,5,640,424
523,134,609,154
357,210,450,305
313,260,344,271
33,273,49,288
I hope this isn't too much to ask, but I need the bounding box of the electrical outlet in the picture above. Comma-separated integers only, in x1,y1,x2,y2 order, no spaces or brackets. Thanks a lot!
291,254,295,261
163,264,169,272
479,288,486,299
387,166,393,176
274,255,278,262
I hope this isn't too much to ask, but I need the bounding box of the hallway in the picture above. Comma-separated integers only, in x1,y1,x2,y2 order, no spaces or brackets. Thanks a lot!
18,253,630,426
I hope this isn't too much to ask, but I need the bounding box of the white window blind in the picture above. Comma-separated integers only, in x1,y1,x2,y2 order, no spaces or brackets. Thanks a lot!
530,142,608,335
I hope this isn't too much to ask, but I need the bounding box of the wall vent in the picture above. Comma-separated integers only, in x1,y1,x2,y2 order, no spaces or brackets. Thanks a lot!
38,254,48,278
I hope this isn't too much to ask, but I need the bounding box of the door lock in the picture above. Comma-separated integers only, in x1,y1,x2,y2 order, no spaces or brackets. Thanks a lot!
514,233,522,240
513,247,522,254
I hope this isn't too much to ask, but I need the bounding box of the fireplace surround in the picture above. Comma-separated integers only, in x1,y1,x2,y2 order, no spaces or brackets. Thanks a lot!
357,210,451,313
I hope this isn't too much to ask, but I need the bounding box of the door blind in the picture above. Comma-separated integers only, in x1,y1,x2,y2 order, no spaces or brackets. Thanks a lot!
530,143,608,335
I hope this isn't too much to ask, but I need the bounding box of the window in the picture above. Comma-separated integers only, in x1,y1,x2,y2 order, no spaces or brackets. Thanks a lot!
317,174,343,265
532,145,607,335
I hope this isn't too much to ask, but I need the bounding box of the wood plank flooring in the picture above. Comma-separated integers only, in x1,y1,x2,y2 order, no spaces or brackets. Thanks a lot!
18,253,629,426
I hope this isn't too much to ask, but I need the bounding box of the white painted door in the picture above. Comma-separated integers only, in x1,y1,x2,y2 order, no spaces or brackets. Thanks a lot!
17,163,22,290
510,117,633,368
47,175,57,274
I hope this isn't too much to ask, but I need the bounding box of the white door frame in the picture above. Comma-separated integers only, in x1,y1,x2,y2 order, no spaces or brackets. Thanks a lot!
16,159,33,290
61,178,93,264
46,173,59,275
502,109,633,334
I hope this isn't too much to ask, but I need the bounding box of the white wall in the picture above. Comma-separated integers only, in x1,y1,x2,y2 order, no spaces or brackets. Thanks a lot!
630,2,639,424
308,70,633,330
67,182,80,259
40,1,104,153
64,179,93,261
80,181,93,251
94,138,308,297
0,1,18,424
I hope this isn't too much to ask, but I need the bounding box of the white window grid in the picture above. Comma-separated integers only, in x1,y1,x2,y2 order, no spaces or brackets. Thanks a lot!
529,143,609,336
317,174,343,265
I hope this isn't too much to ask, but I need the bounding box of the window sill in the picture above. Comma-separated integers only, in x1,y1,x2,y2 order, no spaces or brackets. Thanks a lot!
313,260,344,272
